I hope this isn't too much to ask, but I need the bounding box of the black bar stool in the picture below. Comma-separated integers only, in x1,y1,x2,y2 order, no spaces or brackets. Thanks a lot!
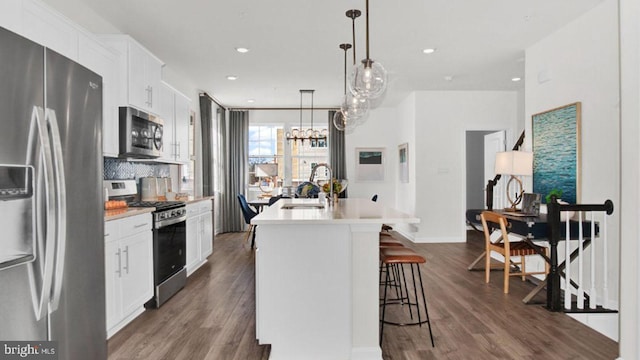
380,247,435,347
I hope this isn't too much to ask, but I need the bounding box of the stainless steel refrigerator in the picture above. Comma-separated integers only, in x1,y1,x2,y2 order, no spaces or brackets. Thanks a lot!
0,26,106,359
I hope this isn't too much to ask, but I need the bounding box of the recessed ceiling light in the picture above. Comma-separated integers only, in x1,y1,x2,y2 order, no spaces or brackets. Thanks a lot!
247,99,255,103
226,75,238,81
422,48,436,54
511,77,522,82
235,47,250,53
444,75,453,81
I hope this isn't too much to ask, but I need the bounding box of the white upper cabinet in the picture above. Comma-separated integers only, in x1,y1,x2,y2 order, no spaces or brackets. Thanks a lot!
21,0,78,60
99,35,164,115
0,0,23,34
78,32,120,157
174,91,191,163
158,81,191,163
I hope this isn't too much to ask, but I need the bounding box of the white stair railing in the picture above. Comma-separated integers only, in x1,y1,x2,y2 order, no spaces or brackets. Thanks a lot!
548,198,614,312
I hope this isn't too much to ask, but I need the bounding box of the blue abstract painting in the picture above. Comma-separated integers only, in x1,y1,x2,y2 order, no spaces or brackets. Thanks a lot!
532,102,581,204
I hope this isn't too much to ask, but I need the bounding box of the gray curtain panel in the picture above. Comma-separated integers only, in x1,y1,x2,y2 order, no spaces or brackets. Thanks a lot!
221,110,249,232
199,95,215,196
328,110,347,197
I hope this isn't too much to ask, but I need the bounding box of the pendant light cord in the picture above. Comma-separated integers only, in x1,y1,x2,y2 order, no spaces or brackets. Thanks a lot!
365,0,370,60
352,15,357,65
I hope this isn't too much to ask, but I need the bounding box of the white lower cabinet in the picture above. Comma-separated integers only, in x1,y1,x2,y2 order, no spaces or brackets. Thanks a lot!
104,213,153,339
186,200,214,276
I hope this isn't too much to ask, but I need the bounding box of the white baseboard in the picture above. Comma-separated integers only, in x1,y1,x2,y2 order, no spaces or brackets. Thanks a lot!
567,312,619,341
350,347,383,360
411,236,465,244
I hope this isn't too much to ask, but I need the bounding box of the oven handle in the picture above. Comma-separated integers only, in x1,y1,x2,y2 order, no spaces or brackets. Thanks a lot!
155,214,187,229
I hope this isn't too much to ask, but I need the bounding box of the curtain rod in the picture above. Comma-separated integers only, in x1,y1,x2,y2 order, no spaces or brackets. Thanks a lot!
227,107,339,111
199,92,227,110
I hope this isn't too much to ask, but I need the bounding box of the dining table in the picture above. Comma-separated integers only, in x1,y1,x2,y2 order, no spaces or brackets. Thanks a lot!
248,198,271,213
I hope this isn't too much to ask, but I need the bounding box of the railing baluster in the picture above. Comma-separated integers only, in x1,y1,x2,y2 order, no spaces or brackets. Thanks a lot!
589,212,597,309
577,211,584,309
564,217,572,310
602,215,609,308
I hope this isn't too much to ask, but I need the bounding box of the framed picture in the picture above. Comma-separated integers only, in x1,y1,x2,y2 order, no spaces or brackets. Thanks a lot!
532,102,581,204
398,143,409,183
355,148,385,182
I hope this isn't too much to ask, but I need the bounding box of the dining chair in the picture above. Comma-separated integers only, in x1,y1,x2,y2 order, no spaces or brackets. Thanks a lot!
237,193,259,248
480,211,549,293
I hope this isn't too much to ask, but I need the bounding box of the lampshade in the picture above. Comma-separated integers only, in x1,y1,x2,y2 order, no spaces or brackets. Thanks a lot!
255,163,278,177
494,151,533,176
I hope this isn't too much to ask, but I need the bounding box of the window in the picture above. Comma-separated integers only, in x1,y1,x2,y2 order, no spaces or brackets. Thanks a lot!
247,123,329,197
248,125,283,186
290,136,329,184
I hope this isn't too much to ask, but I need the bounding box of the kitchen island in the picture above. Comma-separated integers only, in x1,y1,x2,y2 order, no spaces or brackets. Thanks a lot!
252,198,419,360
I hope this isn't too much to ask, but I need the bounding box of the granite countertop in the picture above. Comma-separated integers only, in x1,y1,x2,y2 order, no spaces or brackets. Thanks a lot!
104,196,214,221
182,196,214,204
251,198,420,225
105,207,155,221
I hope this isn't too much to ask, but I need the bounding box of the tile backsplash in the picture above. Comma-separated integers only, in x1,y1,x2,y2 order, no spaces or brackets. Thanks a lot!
104,158,171,180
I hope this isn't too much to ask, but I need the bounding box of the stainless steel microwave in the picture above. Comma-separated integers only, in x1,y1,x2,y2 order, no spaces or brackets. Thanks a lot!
119,106,163,158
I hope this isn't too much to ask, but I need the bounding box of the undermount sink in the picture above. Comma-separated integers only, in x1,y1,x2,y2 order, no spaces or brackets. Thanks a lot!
280,203,325,209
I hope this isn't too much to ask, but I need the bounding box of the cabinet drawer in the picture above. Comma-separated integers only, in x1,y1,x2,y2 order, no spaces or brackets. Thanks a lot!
198,200,212,212
119,214,152,235
105,221,119,243
186,203,199,217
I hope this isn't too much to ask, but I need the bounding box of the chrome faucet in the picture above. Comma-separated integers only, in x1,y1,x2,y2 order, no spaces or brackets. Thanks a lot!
309,163,333,205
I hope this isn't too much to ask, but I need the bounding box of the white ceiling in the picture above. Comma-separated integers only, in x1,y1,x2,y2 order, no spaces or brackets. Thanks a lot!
42,0,604,109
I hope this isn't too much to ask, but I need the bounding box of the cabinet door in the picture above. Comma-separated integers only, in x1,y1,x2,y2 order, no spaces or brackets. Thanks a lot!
174,92,191,163
78,33,119,157
104,239,122,332
186,216,199,274
22,0,78,60
119,231,153,317
0,0,22,34
127,42,149,111
145,55,163,114
158,83,175,161
200,211,213,260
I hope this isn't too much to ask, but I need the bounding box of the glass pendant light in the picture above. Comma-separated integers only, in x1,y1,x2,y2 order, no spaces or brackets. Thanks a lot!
341,92,369,122
333,110,357,132
348,0,387,100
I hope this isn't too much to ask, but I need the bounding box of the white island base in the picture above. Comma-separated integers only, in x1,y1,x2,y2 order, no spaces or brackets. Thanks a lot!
253,199,419,360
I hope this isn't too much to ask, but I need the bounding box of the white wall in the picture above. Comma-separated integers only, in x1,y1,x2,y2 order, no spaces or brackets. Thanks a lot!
618,0,640,357
411,91,518,243
344,91,517,243
394,94,417,236
345,107,399,206
524,0,620,314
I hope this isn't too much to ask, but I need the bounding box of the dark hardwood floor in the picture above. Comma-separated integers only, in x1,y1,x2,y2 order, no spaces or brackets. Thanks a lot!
108,230,618,360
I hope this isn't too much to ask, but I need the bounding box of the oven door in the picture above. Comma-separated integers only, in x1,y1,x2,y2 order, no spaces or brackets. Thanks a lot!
153,217,186,284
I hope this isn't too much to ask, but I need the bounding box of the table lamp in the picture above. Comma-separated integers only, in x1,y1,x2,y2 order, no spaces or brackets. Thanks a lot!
255,163,278,196
494,151,533,211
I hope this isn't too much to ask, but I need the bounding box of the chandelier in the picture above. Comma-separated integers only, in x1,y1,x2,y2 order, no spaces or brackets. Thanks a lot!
285,90,327,142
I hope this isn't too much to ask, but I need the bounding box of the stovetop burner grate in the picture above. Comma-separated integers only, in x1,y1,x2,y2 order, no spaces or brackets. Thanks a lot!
128,201,185,211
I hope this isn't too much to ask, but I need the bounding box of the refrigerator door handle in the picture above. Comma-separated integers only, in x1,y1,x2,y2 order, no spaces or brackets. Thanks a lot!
45,108,67,314
26,106,56,321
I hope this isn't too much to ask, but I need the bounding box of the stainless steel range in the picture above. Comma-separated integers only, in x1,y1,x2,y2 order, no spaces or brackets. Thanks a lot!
105,180,187,308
